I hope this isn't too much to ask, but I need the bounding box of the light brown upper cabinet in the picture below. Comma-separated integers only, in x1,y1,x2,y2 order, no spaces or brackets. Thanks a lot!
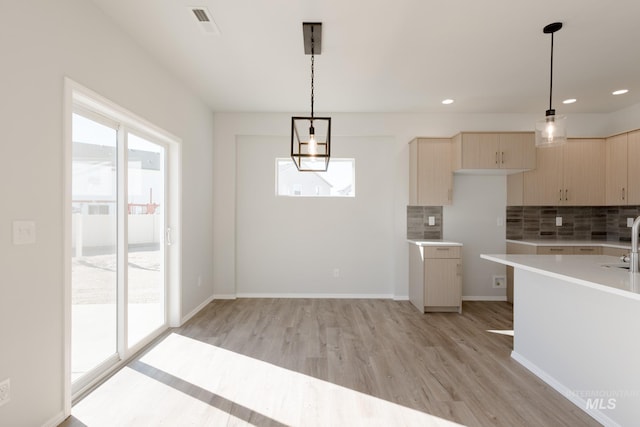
629,130,640,204
409,138,453,206
606,130,640,205
522,138,605,205
452,132,536,172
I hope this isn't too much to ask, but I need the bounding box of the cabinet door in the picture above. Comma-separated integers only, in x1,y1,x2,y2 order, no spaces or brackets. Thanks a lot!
416,139,453,205
628,130,640,204
562,139,605,206
460,133,500,169
424,258,461,307
499,133,536,169
605,133,628,205
523,145,563,205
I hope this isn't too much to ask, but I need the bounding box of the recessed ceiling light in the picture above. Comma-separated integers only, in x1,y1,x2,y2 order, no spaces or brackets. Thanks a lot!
612,89,629,95
563,98,577,104
442,99,454,105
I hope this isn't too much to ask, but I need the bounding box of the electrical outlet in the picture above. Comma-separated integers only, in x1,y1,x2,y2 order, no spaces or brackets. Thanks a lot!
333,268,340,278
0,378,10,407
428,216,435,226
492,275,506,289
628,218,635,228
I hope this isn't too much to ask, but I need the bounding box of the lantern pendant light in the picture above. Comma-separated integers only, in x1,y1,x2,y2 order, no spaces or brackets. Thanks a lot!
535,22,567,148
291,22,331,171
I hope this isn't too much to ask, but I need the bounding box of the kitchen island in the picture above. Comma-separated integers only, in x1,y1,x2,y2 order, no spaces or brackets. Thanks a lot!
481,253,640,427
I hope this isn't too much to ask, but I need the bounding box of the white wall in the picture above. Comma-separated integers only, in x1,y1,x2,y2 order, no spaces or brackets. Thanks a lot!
0,1,214,426
236,135,395,297
212,112,615,300
443,175,507,299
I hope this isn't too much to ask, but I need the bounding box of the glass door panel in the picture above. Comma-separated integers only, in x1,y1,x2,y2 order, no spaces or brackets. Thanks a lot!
127,133,166,348
71,113,118,386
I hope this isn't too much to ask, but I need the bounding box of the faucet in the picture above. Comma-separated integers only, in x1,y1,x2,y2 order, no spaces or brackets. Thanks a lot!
631,216,640,273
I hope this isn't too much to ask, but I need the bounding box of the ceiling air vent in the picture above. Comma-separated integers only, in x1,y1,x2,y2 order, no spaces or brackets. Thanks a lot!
188,6,220,35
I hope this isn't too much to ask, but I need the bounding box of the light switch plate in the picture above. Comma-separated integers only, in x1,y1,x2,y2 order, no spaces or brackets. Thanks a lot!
13,221,36,245
428,216,435,226
628,218,635,227
556,217,562,227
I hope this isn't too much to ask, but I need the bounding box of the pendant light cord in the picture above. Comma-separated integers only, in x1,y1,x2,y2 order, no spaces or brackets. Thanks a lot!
549,32,554,112
310,27,315,120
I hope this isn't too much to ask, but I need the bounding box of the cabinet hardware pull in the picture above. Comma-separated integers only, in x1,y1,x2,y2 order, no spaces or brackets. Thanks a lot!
495,152,498,165
436,247,450,251
622,188,626,201
501,151,505,164
550,248,563,252
559,189,562,201
166,227,172,246
565,189,568,201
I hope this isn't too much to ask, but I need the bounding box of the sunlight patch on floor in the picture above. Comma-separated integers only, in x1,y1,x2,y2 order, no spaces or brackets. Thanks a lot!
72,333,464,426
486,329,514,337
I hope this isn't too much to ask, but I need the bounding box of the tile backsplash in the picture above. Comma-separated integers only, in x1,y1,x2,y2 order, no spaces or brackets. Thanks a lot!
506,205,640,242
407,206,443,239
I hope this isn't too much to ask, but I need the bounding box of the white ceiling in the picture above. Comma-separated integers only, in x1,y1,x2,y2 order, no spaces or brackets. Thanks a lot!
89,0,640,115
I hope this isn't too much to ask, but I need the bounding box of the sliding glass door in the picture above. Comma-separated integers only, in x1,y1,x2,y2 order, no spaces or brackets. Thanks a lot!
71,112,119,386
126,133,166,347
71,112,168,393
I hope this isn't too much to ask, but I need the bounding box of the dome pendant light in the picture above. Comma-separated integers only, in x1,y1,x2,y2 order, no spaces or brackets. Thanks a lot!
535,22,567,148
291,22,331,171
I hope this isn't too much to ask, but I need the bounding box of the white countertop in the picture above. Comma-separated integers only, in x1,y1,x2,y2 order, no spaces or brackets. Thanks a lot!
408,239,463,247
506,239,631,249
481,253,640,299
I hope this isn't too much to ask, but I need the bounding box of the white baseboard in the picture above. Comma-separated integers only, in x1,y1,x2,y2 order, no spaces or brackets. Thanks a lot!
42,411,67,427
393,295,409,301
462,296,507,301
511,351,620,427
180,294,215,325
235,293,396,299
212,294,237,300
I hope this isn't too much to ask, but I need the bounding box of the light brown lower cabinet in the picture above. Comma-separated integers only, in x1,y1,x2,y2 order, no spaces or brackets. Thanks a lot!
409,245,462,313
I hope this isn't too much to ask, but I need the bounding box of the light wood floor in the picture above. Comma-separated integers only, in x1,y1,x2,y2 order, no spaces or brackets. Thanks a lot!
60,299,599,426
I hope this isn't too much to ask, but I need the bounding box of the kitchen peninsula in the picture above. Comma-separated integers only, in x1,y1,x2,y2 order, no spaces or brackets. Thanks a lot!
481,253,640,426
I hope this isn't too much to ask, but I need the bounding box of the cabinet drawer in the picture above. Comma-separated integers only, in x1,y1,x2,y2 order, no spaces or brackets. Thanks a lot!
602,247,630,257
537,246,574,255
424,246,461,259
573,246,602,255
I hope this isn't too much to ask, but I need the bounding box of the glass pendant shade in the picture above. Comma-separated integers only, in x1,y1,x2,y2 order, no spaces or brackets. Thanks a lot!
536,22,567,148
535,113,567,147
291,116,331,171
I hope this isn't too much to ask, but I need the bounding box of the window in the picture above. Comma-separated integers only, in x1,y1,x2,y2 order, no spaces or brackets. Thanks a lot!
276,158,355,197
